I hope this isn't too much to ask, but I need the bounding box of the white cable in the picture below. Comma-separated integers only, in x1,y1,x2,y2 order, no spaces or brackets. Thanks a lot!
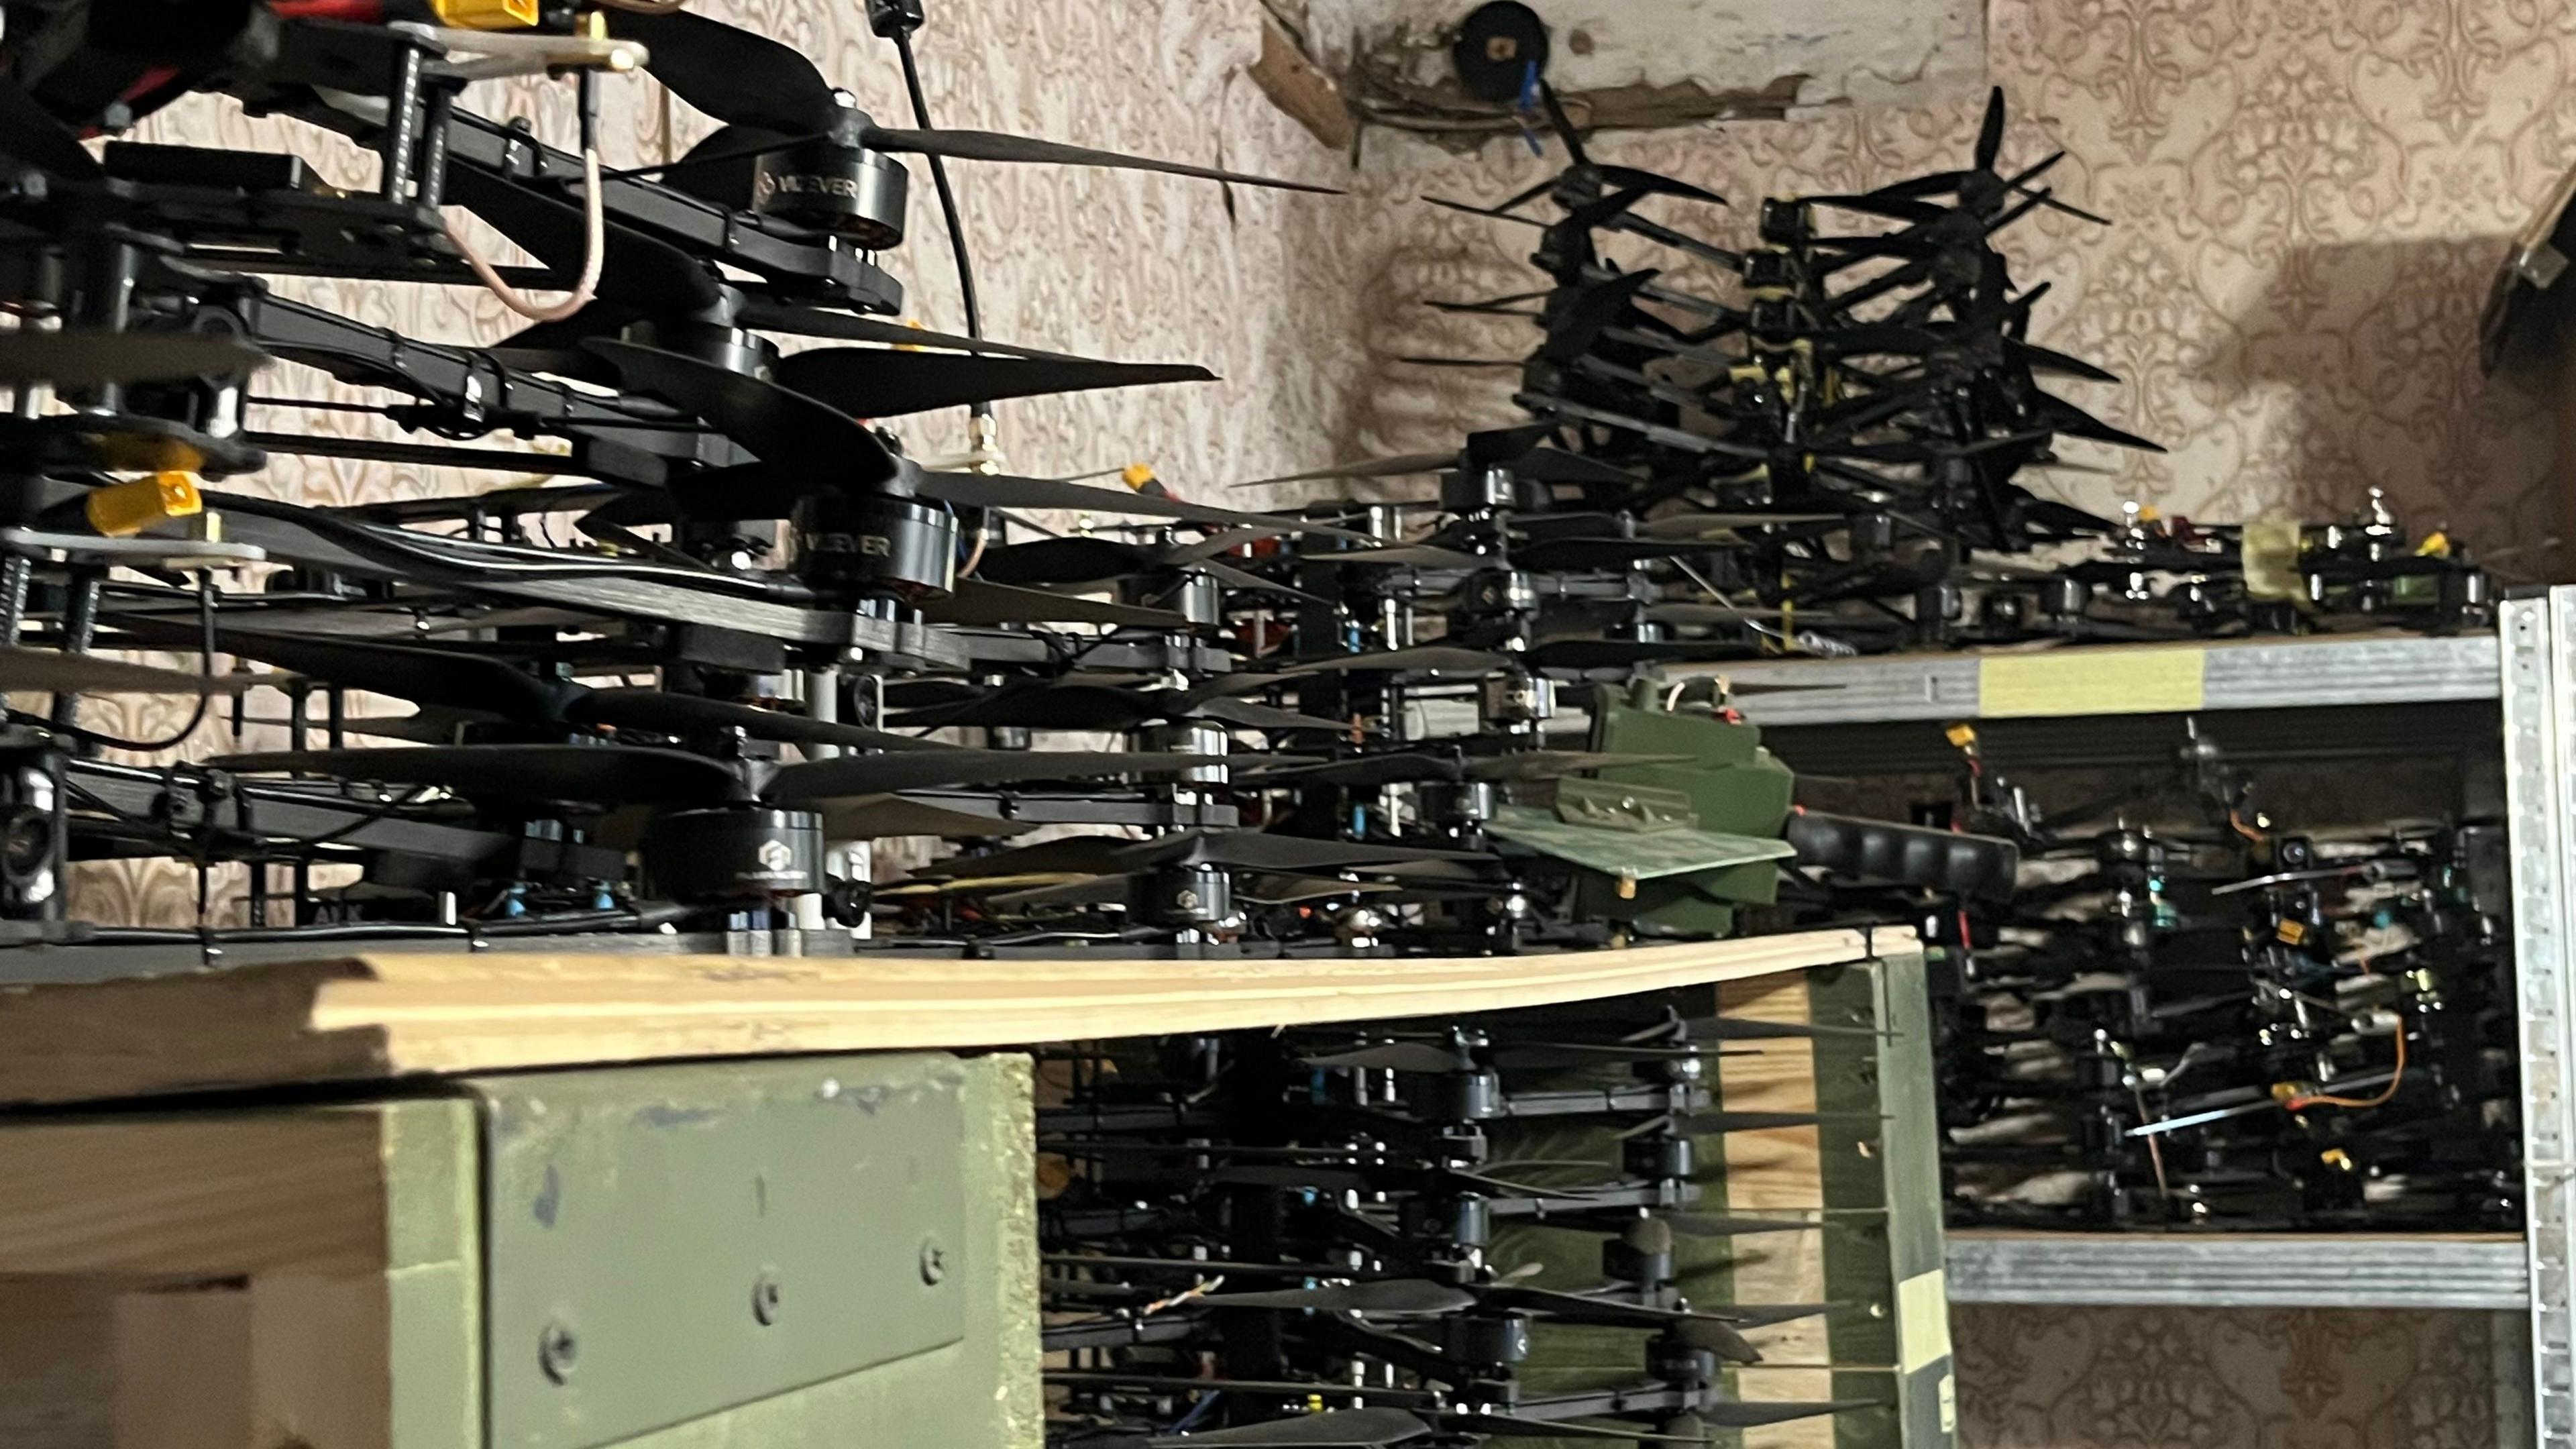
444,148,605,323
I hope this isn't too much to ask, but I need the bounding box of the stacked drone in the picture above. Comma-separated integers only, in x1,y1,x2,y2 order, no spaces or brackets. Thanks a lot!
1040,996,1875,1448
1222,81,2515,1236
1318,86,2493,652
1888,730,2522,1231
0,0,1980,972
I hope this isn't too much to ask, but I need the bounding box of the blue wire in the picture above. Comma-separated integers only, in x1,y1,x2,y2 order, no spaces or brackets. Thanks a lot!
1515,60,1544,156
1168,1391,1222,1433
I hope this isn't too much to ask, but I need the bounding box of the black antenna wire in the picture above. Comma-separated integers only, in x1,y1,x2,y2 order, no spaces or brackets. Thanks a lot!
889,26,990,427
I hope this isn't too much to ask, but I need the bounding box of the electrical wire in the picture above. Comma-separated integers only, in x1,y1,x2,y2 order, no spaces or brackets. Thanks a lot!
448,148,602,322
445,68,606,324
2285,1012,2408,1112
26,575,217,753
891,30,986,387
891,22,996,572
259,787,436,852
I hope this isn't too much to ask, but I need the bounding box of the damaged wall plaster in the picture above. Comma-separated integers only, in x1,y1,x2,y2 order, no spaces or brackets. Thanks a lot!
1262,0,1987,144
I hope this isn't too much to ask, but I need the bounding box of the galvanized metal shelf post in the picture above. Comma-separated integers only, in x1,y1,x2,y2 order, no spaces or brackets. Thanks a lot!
2508,594,2576,1449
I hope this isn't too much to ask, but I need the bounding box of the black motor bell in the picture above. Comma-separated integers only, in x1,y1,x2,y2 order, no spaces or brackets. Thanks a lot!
664,115,912,249
754,138,912,248
791,490,958,602
640,808,824,906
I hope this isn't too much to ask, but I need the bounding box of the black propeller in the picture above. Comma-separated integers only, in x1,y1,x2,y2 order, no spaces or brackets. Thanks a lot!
604,11,1340,194
1145,1408,1433,1448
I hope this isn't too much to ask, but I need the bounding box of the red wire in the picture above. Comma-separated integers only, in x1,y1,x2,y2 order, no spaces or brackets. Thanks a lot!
270,0,387,19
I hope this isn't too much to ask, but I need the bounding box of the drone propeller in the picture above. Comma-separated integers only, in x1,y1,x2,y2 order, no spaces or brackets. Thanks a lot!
2022,390,2165,453
0,74,103,181
584,337,898,484
1300,1036,1748,1073
768,347,1214,418
1228,452,1460,489
924,829,1482,883
1525,638,1766,671
916,580,1191,631
975,535,1236,588
1314,543,1485,570
1299,1041,1471,1073
1192,1279,1476,1317
1445,1411,1704,1442
219,745,1233,806
911,472,1366,541
214,744,747,806
587,455,1358,541
1145,1408,1433,1448
1250,750,1688,789
604,11,1338,195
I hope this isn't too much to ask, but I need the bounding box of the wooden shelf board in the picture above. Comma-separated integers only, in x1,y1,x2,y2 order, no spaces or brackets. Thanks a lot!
0,928,1897,1107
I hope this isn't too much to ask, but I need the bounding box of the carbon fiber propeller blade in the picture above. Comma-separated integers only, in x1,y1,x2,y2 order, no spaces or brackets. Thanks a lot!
213,745,744,805
733,301,1091,360
584,339,901,484
0,74,103,180
1228,452,1458,488
766,751,1230,801
918,829,1480,881
1254,751,1687,788
1302,1042,1470,1073
917,580,1191,630
601,10,843,132
566,688,941,753
867,127,1342,194
769,348,1214,418
1448,1412,1703,1442
912,472,1365,540
1194,1280,1475,1316
1146,1408,1432,1448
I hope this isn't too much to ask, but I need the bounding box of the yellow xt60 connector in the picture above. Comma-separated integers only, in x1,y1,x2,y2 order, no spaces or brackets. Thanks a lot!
431,0,540,31
86,471,203,538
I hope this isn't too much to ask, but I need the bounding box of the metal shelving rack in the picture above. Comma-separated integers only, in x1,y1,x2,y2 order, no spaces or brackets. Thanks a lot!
1691,611,2566,1443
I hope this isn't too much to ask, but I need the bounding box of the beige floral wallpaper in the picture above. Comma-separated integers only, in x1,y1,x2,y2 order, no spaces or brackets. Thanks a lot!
50,0,2562,1443
1955,1303,2510,1448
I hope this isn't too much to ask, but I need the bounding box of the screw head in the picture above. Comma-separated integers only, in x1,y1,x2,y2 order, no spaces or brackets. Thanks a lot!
751,1273,784,1326
538,1322,579,1383
919,1240,947,1285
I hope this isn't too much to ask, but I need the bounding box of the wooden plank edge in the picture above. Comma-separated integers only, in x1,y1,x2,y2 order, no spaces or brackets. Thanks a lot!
0,929,1904,1106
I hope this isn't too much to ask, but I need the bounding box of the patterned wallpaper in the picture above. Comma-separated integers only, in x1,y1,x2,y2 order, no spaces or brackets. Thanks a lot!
1955,1303,2510,1448
53,1,2561,1444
